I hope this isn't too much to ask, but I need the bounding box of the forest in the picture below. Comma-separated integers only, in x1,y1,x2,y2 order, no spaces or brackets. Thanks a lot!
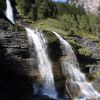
0,0,100,38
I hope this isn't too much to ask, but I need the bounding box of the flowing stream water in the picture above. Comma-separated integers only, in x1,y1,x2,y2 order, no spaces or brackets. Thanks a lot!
26,28,57,99
53,32,100,100
6,0,15,24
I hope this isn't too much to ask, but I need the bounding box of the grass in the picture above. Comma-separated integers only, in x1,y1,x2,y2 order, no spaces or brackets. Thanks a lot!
32,18,100,42
32,18,68,37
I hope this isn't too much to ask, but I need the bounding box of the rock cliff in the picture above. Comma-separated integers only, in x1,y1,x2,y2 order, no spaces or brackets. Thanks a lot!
0,16,100,99
70,0,100,14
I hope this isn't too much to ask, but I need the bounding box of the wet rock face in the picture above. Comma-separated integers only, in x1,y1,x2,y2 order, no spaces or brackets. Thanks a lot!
73,35,100,70
0,19,35,100
0,19,30,64
0,19,66,99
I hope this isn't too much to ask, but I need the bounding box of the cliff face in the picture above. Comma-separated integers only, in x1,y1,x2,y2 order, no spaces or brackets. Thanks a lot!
0,18,34,100
0,17,100,99
70,0,100,14
0,18,66,99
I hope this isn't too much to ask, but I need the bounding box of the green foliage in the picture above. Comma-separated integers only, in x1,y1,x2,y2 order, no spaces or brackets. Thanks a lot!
13,0,100,37
0,0,6,11
77,15,90,31
37,1,51,19
96,45,100,49
77,31,100,41
96,72,100,77
56,2,67,15
37,0,57,19
16,0,33,16
15,0,57,20
28,4,37,21
78,48,92,56
59,14,77,31
56,2,86,16
0,0,99,39
32,18,68,36
65,4,86,16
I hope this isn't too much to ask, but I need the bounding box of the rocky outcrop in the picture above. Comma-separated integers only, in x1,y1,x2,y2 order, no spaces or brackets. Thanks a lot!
70,0,100,14
69,34,100,92
71,34,100,72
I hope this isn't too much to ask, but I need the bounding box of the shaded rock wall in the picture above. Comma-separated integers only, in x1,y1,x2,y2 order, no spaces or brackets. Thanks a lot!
0,18,36,100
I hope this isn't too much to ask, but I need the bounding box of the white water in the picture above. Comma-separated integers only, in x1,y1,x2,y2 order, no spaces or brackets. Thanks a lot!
26,28,57,99
6,0,15,24
53,32,100,100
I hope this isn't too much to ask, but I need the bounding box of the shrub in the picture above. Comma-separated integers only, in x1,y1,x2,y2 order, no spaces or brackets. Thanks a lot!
78,48,92,56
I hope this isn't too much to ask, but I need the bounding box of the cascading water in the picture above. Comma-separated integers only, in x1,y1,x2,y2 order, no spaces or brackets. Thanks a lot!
25,28,57,99
6,0,15,24
53,32,100,100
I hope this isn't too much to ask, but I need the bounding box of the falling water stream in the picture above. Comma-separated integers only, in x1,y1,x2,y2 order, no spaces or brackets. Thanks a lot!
26,28,57,99
6,0,15,24
53,32,100,100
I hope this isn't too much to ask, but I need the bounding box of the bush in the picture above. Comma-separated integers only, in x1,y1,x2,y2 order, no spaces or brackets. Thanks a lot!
37,0,57,19
59,14,77,31
78,48,92,56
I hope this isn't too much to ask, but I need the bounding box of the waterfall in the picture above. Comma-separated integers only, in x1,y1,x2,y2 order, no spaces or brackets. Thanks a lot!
6,0,15,24
53,32,100,100
25,28,57,99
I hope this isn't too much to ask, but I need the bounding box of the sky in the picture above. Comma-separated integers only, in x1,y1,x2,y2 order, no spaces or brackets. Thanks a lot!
53,0,66,2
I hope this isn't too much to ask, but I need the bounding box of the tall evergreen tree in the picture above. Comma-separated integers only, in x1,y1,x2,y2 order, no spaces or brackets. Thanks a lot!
37,0,57,19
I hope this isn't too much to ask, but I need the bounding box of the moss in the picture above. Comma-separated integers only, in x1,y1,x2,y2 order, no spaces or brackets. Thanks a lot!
42,30,58,43
96,72,100,77
96,45,100,49
68,39,81,47
78,48,92,56
32,18,68,37
76,31,100,42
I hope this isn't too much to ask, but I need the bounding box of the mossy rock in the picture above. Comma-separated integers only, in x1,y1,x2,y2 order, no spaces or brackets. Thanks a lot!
96,45,100,49
42,30,58,43
0,18,26,35
78,48,92,56
0,19,11,30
